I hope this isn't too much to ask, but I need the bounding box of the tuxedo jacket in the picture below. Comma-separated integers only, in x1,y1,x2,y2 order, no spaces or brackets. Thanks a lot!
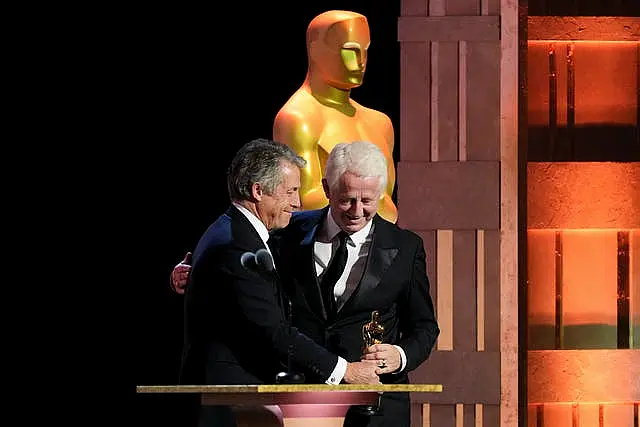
179,205,339,387
276,208,440,386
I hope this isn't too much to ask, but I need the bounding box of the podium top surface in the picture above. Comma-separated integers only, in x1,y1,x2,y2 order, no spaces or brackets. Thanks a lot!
136,384,443,393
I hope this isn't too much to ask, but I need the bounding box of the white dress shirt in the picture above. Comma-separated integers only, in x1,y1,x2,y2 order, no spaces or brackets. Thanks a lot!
314,210,408,373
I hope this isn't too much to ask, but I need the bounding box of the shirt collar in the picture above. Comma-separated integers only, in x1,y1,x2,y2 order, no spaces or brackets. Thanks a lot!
232,202,271,247
324,208,373,245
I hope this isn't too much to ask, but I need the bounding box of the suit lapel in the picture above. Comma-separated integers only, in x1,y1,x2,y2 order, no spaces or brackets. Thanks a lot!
338,216,398,316
229,205,285,310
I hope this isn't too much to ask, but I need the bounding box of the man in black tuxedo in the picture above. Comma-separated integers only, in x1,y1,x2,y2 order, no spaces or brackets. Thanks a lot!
274,141,440,427
180,138,382,427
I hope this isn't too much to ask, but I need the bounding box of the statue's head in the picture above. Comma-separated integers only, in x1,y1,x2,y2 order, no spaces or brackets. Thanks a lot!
306,10,370,89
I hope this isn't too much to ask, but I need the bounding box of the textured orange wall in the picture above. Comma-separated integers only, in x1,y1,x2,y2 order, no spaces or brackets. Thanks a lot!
528,162,640,229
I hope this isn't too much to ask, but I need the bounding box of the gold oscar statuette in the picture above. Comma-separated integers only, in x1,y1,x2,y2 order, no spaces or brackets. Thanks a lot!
362,310,384,348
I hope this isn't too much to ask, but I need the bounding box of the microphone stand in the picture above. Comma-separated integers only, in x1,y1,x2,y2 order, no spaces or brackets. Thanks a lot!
275,301,305,384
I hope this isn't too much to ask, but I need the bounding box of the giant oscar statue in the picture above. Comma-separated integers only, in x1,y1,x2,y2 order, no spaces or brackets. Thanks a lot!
273,10,398,223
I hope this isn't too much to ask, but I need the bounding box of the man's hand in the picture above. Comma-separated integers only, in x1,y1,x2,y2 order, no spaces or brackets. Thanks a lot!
362,344,402,375
169,252,192,294
343,360,382,384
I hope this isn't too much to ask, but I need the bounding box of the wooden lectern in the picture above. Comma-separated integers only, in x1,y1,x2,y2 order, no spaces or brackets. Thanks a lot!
137,384,442,427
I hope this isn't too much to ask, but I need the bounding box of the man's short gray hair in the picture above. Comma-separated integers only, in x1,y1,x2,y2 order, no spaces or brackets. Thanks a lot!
324,141,388,195
227,138,306,201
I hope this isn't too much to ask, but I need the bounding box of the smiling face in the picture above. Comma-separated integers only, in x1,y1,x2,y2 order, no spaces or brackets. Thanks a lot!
256,161,301,231
323,171,381,233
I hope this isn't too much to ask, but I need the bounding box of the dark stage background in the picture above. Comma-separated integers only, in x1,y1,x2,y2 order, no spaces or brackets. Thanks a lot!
135,2,400,424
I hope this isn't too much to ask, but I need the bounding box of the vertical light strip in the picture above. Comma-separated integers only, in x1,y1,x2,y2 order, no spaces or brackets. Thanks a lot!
636,43,639,148
429,0,445,16
598,404,604,427
631,230,639,349
428,0,443,163
481,0,489,16
548,43,558,160
499,0,519,424
437,229,454,350
566,43,576,158
459,41,468,161
431,41,440,162
617,231,631,349
476,403,484,427
554,231,564,349
456,404,464,427
423,403,431,427
477,230,486,351
537,404,544,427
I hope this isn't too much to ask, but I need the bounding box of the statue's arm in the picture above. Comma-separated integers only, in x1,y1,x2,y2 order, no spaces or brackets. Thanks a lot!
376,113,398,223
274,110,328,210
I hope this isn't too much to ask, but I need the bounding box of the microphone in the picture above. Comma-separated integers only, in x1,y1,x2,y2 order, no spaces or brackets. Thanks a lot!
240,249,274,272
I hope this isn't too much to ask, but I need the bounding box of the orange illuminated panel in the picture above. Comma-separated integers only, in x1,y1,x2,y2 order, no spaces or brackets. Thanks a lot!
526,41,638,161
573,42,637,125
562,230,618,348
527,42,551,127
527,41,638,126
527,230,556,349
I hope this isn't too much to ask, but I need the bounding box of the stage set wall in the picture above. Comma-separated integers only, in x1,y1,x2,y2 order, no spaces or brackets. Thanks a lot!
395,0,639,426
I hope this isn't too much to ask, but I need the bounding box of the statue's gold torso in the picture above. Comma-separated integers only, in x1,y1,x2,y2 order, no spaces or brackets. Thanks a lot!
273,87,398,222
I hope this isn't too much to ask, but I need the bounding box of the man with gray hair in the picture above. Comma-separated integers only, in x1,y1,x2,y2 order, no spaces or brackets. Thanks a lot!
180,138,382,427
275,141,439,427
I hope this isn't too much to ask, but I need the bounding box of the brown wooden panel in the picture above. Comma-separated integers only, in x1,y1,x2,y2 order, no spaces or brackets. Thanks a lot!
528,17,640,41
527,162,640,229
435,42,459,161
483,0,499,15
446,0,479,15
463,403,475,426
398,16,500,42
400,42,431,162
411,402,423,427
482,404,499,427
397,161,500,229
466,42,500,160
414,230,438,310
483,230,500,352
528,350,640,403
401,0,428,16
454,230,477,351
431,404,456,427
410,350,500,404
